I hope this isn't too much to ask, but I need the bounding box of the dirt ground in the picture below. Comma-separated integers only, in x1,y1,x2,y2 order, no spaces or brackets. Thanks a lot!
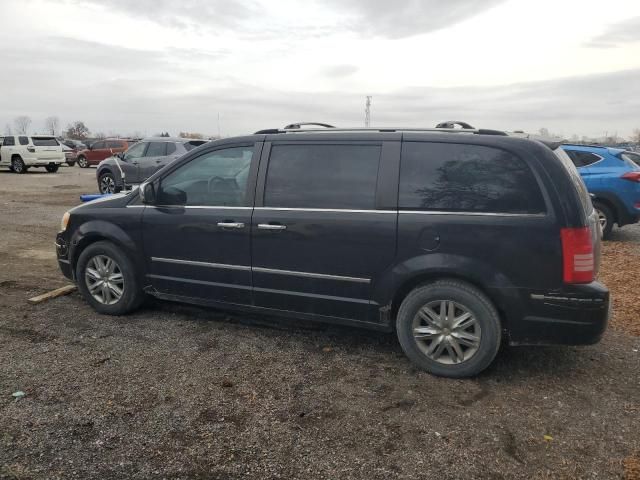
1,167,639,480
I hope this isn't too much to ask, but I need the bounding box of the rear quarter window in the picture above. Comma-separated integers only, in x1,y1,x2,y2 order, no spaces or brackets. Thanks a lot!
18,136,29,145
553,147,592,217
399,142,546,214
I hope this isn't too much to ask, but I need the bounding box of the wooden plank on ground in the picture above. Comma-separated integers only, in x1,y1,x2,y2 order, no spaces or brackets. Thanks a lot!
28,285,77,305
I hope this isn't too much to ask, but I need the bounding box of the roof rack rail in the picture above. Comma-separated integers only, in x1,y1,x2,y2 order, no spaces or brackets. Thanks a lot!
254,121,508,136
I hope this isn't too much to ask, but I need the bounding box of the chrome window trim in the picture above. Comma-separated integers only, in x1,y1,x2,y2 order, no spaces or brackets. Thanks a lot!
255,207,395,214
253,266,370,284
151,257,251,271
151,257,370,283
398,210,546,217
127,205,253,210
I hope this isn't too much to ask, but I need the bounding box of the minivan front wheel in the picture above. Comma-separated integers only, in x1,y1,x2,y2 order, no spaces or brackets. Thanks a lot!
76,241,143,315
396,280,501,378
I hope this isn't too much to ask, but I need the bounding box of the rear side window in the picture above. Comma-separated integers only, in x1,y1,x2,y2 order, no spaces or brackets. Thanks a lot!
553,147,592,217
18,136,29,145
3,137,15,146
166,143,177,155
565,150,602,167
264,144,381,210
106,141,123,149
32,137,59,146
399,142,546,214
145,142,166,156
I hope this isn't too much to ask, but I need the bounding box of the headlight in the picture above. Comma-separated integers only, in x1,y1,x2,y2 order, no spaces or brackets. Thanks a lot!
61,211,70,231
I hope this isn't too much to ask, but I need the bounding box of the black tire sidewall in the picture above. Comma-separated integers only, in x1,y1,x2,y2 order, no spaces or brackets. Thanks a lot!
75,241,142,315
396,281,501,378
593,202,614,239
46,164,59,173
12,157,26,174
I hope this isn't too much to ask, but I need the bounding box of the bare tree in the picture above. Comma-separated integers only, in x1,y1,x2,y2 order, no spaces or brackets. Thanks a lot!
632,128,640,144
44,116,61,136
13,116,32,135
94,132,106,140
64,121,90,140
4,124,12,135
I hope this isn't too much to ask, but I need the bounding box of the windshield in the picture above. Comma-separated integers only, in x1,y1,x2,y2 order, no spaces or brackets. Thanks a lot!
621,152,640,169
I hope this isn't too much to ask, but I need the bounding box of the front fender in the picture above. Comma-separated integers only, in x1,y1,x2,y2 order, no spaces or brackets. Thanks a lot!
69,219,142,272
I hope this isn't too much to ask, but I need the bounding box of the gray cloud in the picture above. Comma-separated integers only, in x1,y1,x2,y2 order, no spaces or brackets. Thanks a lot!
322,0,508,38
585,16,640,48
1,35,639,138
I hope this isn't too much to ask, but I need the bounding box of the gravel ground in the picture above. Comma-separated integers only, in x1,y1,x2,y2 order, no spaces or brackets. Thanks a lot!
1,168,639,480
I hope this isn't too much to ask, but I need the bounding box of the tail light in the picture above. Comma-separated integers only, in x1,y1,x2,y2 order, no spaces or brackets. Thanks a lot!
561,227,594,284
621,172,640,183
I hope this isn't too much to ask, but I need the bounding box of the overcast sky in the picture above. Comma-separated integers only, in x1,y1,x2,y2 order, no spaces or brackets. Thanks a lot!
2,0,640,138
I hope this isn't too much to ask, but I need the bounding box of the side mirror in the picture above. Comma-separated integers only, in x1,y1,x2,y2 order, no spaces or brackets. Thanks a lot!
159,186,187,206
140,182,156,204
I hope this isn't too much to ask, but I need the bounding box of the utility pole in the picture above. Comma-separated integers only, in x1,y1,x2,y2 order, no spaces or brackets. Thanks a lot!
365,96,372,128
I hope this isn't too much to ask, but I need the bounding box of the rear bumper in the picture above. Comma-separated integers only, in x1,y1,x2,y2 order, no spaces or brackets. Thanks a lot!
504,282,610,346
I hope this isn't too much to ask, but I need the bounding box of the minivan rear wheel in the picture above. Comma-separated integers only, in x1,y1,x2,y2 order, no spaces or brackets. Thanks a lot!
593,202,614,240
76,241,144,315
396,280,501,378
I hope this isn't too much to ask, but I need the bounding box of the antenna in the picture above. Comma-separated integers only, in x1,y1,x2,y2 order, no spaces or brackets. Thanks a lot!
365,96,372,128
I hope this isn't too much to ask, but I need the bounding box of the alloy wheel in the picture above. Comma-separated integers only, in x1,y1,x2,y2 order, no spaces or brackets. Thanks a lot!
412,300,481,364
100,175,116,194
84,254,125,305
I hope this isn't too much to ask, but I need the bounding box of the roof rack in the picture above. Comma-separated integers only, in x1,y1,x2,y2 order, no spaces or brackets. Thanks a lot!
254,121,508,136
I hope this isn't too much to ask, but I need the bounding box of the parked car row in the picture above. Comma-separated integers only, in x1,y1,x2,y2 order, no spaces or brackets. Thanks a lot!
95,138,207,193
561,144,640,238
56,123,609,378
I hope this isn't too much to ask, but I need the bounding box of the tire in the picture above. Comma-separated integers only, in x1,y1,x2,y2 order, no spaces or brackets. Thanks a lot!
593,202,614,240
66,161,76,167
77,156,89,168
396,280,501,378
75,241,144,315
98,172,120,194
11,156,27,174
45,163,59,173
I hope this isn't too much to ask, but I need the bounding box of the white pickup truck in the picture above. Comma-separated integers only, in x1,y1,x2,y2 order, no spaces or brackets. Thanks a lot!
0,135,65,173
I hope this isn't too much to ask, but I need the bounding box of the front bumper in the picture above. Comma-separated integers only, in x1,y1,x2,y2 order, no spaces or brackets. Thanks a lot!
506,282,610,346
55,233,74,281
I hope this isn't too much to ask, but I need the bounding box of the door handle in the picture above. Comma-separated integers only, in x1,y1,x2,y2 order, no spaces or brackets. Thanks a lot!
257,223,287,230
217,222,245,229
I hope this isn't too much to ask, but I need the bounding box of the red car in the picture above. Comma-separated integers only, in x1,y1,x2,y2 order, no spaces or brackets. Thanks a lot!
76,139,134,168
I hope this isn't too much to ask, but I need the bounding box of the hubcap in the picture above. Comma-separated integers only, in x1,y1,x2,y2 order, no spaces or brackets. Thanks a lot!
100,175,116,194
84,255,124,305
412,300,481,365
596,209,607,231
14,161,23,172
79,157,87,167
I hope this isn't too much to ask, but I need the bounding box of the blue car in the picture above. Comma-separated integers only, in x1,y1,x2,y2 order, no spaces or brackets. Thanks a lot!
561,144,640,238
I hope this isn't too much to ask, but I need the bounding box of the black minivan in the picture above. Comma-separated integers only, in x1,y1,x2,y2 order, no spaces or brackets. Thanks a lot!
56,126,609,377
